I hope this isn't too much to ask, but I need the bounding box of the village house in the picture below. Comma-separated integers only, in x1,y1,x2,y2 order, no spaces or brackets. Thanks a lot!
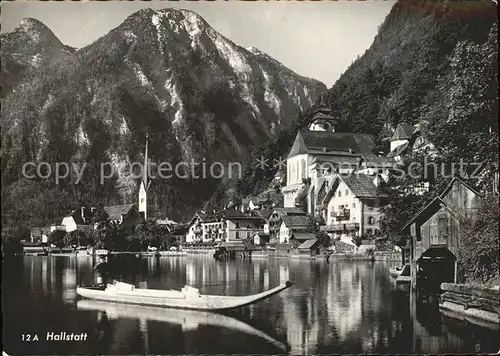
253,209,273,234
320,173,385,241
297,238,322,257
104,204,142,235
223,210,265,242
279,215,310,243
281,106,376,215
185,209,266,244
184,211,225,243
268,207,307,240
401,177,482,294
387,122,435,163
61,207,93,233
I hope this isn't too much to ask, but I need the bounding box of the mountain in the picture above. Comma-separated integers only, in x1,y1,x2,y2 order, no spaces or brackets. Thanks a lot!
0,8,326,233
0,18,76,95
234,0,498,199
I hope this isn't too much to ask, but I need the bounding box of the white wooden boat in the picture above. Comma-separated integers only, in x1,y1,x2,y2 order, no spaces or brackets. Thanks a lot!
77,299,289,351
77,280,292,311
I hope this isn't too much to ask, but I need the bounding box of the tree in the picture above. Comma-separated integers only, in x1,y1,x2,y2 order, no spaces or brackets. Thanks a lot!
49,229,66,248
135,220,161,250
352,234,363,248
459,195,499,285
306,213,325,233
91,221,125,250
316,232,331,248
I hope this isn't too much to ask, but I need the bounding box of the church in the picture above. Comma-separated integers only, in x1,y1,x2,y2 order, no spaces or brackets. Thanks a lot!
281,106,378,215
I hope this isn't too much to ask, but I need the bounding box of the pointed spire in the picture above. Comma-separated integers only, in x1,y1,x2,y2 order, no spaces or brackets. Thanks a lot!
143,132,149,190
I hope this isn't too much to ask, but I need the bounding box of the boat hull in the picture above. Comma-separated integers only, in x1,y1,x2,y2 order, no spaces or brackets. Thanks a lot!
77,281,292,311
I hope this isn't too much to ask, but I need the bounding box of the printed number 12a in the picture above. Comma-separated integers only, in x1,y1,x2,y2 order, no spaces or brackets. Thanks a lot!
22,334,39,341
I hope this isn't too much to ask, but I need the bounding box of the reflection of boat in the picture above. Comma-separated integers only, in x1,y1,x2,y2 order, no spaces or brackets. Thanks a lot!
77,299,288,351
390,264,410,278
77,280,292,311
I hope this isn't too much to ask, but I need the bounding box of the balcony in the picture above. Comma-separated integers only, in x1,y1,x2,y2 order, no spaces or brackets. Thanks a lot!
331,209,350,221
321,223,359,232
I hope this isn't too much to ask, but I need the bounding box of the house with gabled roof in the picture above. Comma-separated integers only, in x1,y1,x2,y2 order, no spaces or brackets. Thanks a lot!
103,204,142,235
279,215,310,243
401,176,483,293
390,124,416,152
320,173,386,240
387,122,435,162
61,207,92,233
268,207,307,240
297,238,321,257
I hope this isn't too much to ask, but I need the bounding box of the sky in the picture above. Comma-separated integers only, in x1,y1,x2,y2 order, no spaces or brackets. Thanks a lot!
1,1,395,87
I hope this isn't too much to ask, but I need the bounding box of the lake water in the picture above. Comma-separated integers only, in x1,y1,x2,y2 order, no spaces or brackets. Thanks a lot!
3,255,499,355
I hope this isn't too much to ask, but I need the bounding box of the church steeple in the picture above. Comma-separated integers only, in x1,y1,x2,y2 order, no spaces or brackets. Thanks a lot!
139,133,149,220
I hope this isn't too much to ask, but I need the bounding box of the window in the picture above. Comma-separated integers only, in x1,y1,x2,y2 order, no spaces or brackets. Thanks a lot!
367,216,375,225
345,190,349,196
338,191,342,197
367,229,373,235
352,203,356,208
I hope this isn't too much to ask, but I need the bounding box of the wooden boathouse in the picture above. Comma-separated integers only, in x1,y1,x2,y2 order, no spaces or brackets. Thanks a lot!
402,177,482,296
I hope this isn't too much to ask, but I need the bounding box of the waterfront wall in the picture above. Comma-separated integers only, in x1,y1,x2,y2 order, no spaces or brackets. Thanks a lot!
251,250,401,261
439,282,500,330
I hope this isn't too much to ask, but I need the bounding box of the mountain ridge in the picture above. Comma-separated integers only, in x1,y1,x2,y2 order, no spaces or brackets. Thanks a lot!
1,8,326,231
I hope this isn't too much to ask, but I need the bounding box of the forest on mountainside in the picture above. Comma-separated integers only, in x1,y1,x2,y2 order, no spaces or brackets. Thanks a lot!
1,10,325,242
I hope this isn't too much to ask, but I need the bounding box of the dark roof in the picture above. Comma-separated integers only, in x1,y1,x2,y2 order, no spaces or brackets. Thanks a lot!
254,232,270,237
391,124,416,141
104,204,136,221
250,196,272,205
310,154,361,168
311,112,336,121
293,232,316,241
360,155,399,169
171,223,190,235
255,209,273,220
313,106,334,115
288,130,375,158
400,197,460,233
282,215,309,228
273,207,307,216
341,174,379,198
298,238,319,249
439,176,482,199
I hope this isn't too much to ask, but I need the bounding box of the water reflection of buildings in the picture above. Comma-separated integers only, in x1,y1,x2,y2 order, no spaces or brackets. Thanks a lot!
327,264,363,340
62,268,77,303
27,256,57,294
